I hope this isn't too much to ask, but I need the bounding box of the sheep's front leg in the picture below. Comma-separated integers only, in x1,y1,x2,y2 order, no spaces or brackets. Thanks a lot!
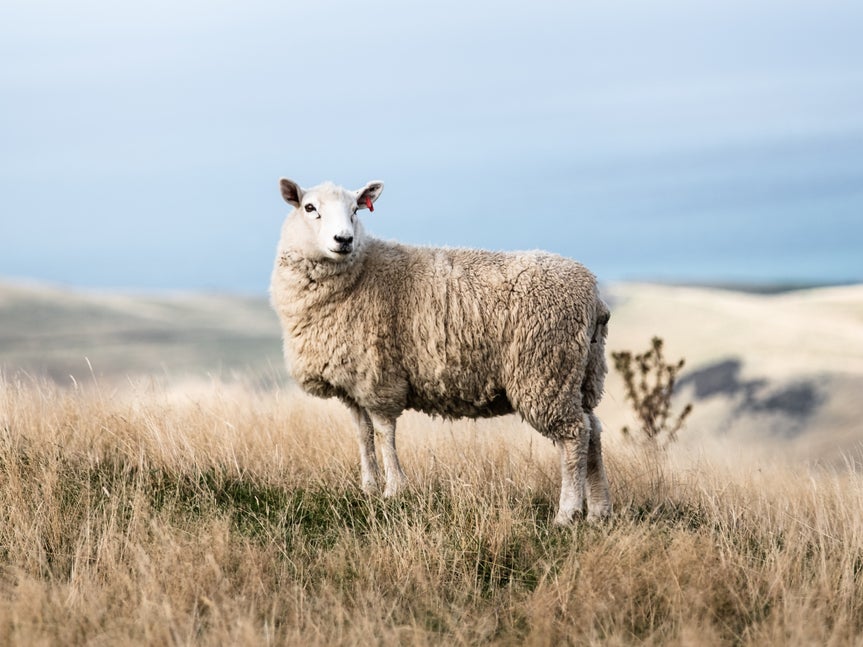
554,415,590,525
349,406,380,494
369,413,407,498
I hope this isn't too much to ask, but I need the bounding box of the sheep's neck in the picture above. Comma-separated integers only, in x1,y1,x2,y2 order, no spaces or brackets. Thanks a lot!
278,248,365,297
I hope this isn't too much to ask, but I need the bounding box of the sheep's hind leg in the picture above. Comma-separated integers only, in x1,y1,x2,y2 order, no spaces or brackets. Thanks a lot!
370,413,407,498
553,414,590,526
349,407,380,494
586,412,612,521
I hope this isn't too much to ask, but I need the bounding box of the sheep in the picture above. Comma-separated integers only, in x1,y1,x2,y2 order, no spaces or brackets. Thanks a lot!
270,178,611,524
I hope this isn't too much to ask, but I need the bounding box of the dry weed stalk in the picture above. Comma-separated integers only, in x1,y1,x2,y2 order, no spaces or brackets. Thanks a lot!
612,336,693,448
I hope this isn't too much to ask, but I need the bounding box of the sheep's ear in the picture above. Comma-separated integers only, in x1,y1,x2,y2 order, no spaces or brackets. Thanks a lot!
279,178,303,207
355,180,384,210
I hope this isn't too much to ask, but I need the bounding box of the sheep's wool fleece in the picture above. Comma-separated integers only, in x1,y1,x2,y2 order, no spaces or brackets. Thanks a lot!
271,238,608,440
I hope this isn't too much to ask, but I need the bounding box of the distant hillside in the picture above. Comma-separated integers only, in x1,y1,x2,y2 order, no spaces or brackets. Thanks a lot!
2,278,862,461
598,282,863,462
0,279,283,383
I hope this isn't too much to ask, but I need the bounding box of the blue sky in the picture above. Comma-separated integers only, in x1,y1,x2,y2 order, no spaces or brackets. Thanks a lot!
2,0,861,292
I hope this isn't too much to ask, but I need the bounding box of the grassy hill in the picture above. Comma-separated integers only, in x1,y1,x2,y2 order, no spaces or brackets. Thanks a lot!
2,278,862,461
599,283,863,463
2,375,862,645
2,278,863,644
0,279,282,383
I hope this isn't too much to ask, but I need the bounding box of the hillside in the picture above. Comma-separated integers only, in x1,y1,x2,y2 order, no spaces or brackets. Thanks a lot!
0,279,282,383
2,279,863,644
1,278,861,462
598,283,863,463
2,376,861,645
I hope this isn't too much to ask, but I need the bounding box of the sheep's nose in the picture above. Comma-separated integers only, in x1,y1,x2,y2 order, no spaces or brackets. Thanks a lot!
334,234,353,245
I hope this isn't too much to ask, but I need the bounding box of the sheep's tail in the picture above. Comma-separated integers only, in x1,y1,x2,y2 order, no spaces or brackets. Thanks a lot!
582,299,610,411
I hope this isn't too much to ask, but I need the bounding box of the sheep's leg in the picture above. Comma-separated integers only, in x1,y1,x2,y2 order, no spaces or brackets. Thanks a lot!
553,414,590,525
586,412,612,520
369,413,407,498
349,407,380,494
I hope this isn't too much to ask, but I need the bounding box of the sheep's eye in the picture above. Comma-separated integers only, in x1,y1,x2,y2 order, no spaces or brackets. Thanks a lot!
304,203,316,213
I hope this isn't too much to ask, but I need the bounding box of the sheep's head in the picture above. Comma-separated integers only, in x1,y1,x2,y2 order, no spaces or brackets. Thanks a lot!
278,178,383,263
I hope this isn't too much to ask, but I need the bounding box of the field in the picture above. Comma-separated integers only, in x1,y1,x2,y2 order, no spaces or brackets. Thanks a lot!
1,280,862,644
1,377,862,645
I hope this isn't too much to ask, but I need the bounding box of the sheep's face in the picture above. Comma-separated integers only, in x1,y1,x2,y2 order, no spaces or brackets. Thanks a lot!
278,179,383,263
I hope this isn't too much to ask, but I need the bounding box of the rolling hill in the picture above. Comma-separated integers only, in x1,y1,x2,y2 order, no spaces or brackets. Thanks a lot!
0,279,282,383
2,278,861,462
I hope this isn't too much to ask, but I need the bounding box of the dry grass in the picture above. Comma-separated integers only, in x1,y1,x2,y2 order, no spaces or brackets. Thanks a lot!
1,376,862,646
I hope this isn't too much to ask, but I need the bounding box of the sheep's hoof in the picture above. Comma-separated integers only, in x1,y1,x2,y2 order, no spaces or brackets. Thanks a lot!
361,479,379,495
383,476,407,498
552,510,584,527
586,509,612,524
383,483,405,498
587,497,612,522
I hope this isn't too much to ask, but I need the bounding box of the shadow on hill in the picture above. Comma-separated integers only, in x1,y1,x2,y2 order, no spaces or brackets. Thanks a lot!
677,359,823,436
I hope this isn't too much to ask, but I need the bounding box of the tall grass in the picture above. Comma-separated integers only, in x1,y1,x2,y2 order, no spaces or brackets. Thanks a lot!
1,375,861,645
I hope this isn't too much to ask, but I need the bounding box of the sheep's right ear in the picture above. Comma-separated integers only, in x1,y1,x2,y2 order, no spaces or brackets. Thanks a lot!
279,178,303,207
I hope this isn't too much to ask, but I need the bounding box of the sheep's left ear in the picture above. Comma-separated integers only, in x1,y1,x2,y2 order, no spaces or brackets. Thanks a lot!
355,181,384,211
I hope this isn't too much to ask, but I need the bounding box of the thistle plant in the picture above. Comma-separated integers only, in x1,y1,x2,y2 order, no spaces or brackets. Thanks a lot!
612,337,693,448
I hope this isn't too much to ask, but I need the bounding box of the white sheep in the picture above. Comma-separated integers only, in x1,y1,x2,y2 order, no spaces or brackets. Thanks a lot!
270,178,611,524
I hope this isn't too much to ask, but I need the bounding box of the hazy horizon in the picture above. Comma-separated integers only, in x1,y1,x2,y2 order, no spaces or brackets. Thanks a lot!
2,1,862,292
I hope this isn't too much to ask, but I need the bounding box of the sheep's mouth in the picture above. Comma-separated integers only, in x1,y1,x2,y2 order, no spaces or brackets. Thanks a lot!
330,246,352,256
